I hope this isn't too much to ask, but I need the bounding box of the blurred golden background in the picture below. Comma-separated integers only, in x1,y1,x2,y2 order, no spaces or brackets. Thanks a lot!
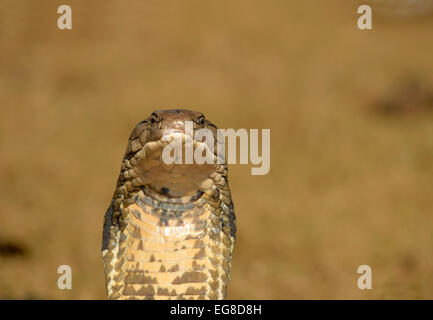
0,0,433,299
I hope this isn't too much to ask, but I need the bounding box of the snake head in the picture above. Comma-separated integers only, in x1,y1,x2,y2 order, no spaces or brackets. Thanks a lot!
120,109,227,199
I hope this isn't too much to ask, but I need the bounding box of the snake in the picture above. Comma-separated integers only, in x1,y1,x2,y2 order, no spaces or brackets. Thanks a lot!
102,109,236,300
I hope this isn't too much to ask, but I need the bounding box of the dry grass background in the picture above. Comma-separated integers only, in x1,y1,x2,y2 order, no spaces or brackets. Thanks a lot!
0,0,433,299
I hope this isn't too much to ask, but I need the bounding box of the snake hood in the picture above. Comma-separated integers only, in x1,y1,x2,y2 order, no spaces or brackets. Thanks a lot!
102,109,236,300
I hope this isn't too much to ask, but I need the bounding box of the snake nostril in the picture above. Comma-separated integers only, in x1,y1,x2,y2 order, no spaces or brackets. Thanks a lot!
161,187,170,195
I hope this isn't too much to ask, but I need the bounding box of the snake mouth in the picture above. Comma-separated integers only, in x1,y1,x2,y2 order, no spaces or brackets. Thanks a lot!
130,131,220,199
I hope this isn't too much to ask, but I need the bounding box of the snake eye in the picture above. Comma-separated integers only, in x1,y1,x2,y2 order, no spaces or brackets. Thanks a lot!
150,113,158,124
196,116,205,126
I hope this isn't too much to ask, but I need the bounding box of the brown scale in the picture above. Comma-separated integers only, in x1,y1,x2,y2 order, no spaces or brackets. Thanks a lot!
102,109,236,300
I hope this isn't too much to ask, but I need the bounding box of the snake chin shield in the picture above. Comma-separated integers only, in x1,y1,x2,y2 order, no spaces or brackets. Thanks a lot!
102,109,236,300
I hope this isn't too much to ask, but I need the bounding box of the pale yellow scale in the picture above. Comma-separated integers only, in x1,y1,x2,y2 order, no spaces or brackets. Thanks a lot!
116,199,217,299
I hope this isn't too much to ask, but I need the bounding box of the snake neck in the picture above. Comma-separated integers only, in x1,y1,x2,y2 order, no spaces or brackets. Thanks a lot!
105,184,230,300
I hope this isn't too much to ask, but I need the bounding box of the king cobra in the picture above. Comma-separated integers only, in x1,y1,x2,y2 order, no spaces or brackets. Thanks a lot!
102,109,236,300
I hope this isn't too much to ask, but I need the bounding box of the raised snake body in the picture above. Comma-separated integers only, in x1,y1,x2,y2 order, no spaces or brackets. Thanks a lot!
102,109,236,299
